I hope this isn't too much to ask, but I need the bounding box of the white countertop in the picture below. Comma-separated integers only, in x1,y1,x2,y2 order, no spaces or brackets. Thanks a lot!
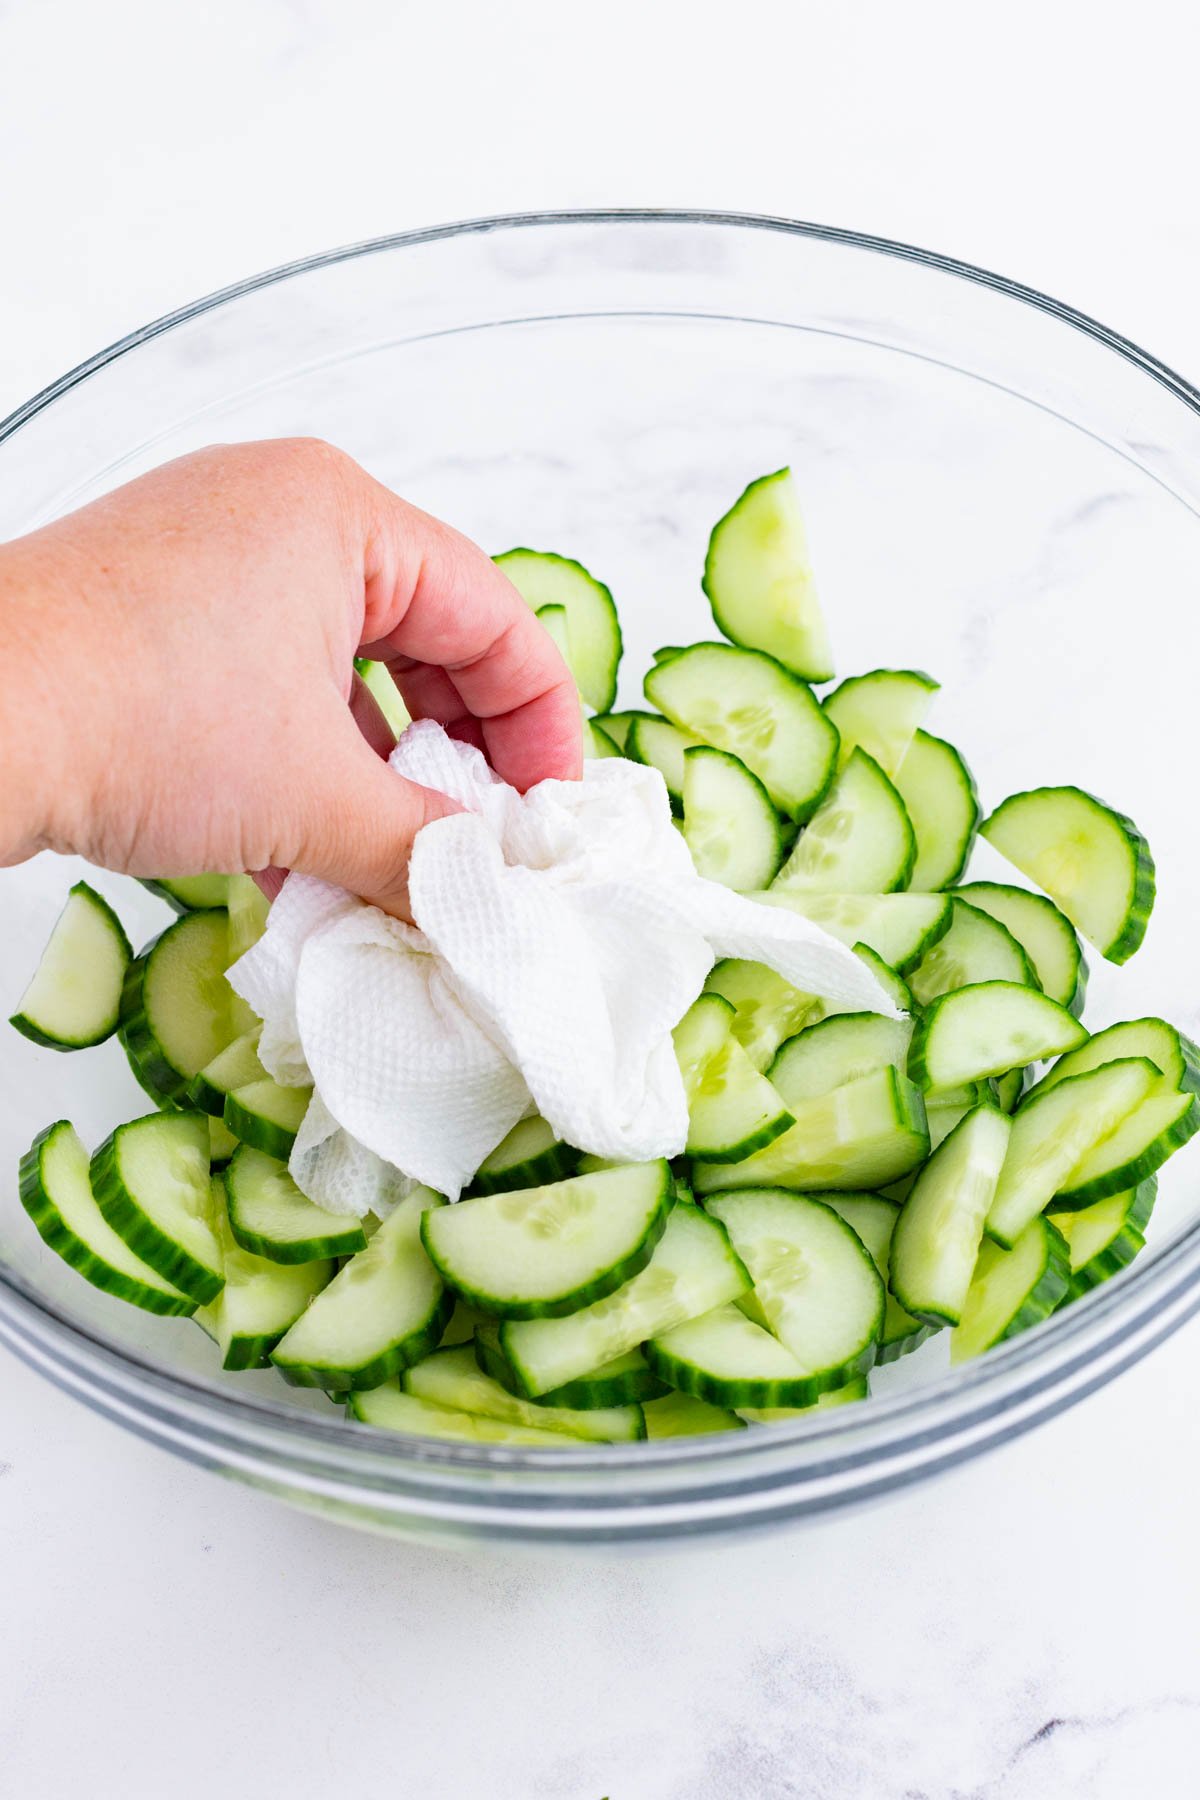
2,4,1199,1794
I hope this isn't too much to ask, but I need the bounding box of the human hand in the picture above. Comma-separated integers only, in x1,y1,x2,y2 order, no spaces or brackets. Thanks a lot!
0,438,582,917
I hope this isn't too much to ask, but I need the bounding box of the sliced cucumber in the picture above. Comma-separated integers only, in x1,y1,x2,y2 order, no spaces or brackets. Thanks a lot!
421,1160,673,1319
681,746,783,889
908,897,1038,1007
646,1301,826,1409
822,669,938,777
981,785,1155,965
474,1319,668,1409
703,1190,884,1395
90,1111,223,1304
820,1192,932,1362
738,1374,868,1424
769,749,915,895
500,1203,750,1398
985,1057,1160,1247
494,547,622,713
994,1067,1028,1113
226,874,271,962
403,1344,645,1443
1049,1178,1156,1299
703,959,817,1070
761,891,951,974
223,1076,312,1161
803,944,913,1028
768,1012,911,1106
271,1187,450,1390
468,1115,578,1197
590,709,645,752
584,718,621,759
10,881,132,1051
645,643,839,821
627,712,704,814
440,1299,488,1347
1054,1082,1199,1209
693,1067,930,1195
890,1104,1011,1326
138,874,229,912
674,995,794,1162
119,908,239,1106
951,1215,1070,1361
20,1121,195,1316
354,658,411,736
350,1385,574,1445
187,1029,265,1117
224,1144,368,1263
205,1176,332,1370
954,882,1087,1017
642,1391,746,1436
701,467,834,682
908,982,1086,1091
1033,1016,1200,1099
893,729,979,891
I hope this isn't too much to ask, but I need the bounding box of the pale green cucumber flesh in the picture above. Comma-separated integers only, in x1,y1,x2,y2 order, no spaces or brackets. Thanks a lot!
893,729,979,892
10,882,132,1050
403,1344,645,1442
224,1145,368,1263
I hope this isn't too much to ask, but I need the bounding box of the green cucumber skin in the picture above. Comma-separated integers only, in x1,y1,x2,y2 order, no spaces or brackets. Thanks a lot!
222,1090,298,1161
89,1127,224,1306
473,1330,669,1409
420,1169,675,1321
494,547,623,714
18,1124,196,1319
118,916,229,1108
875,1319,937,1363
466,1141,580,1198
701,468,833,684
1050,1094,1200,1210
693,1110,796,1166
119,1012,183,1112
1054,1178,1157,1301
906,982,1085,1094
187,1069,229,1117
136,878,192,914
273,1286,454,1394
225,1205,367,1267
641,1337,868,1411
9,882,134,1050
985,1219,1072,1354
221,1331,286,1373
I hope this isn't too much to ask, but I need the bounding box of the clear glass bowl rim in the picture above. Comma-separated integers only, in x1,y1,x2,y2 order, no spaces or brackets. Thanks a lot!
3,208,1199,1533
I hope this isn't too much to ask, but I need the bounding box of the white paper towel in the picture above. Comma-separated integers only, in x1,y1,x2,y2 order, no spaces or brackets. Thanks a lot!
229,720,900,1213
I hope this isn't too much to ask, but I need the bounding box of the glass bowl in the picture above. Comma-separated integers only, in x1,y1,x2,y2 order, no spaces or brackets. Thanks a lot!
2,211,1199,1545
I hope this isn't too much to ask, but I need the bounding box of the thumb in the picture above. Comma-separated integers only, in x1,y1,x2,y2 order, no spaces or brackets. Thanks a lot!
285,711,459,920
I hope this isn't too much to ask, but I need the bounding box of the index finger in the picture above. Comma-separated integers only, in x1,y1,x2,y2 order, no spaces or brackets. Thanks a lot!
354,484,582,790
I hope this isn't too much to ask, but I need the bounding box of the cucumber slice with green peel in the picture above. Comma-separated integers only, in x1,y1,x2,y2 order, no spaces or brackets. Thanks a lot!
1049,1178,1156,1299
738,1374,869,1424
1031,1016,1200,1099
681,746,784,889
118,908,240,1106
893,730,980,892
440,1299,488,1347
693,1067,930,1195
207,1116,240,1165
468,1115,579,1196
224,1145,368,1263
703,959,817,1070
627,713,705,814
768,1013,911,1107
954,882,1087,1017
474,1320,669,1409
646,1301,832,1409
994,1067,1028,1113
908,982,1087,1092
223,1077,311,1161
703,1190,885,1395
652,644,685,665
761,891,951,974
204,1177,332,1370
499,1204,750,1398
1053,1082,1199,1209
354,659,411,736
803,944,913,1027
421,1160,674,1320
891,1104,1012,1326
907,898,1038,1007
271,1187,450,1390
226,874,271,962
90,1111,223,1304
20,1121,196,1317
187,1029,265,1117
589,710,644,752
10,882,132,1051
645,642,839,821
701,468,834,683
494,548,622,713
350,1385,576,1445
403,1344,645,1443
822,669,939,778
819,1191,932,1361
584,719,621,759
769,749,915,896
536,603,617,764
642,1391,746,1436
138,874,229,912
984,1058,1160,1247
981,785,1155,965
674,995,795,1162
951,1215,1070,1362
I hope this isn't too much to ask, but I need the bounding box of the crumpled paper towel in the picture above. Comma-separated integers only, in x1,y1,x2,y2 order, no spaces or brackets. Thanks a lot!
229,719,899,1214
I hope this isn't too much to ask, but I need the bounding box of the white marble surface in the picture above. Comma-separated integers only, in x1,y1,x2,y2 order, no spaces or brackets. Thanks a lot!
2,3,1200,1795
